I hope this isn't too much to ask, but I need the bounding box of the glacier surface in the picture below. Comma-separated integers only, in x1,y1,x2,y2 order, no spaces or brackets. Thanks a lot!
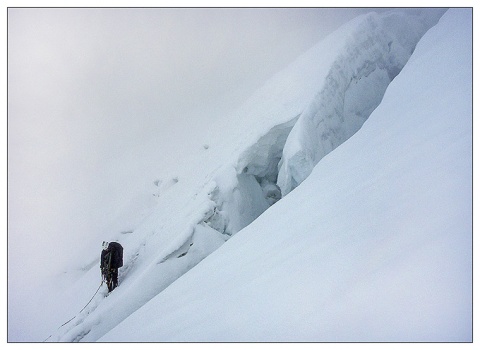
101,8,471,341
19,8,472,342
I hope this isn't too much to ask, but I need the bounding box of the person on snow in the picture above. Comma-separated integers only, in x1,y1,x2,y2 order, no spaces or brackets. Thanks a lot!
100,241,123,292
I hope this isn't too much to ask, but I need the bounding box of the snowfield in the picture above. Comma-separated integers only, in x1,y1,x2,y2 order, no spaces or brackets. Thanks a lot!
100,8,472,342
9,8,471,342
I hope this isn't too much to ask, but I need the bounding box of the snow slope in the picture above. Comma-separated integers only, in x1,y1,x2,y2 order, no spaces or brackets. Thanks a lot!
29,7,472,342
100,8,472,342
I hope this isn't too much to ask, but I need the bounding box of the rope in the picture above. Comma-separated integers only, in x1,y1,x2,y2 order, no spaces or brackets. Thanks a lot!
43,280,104,342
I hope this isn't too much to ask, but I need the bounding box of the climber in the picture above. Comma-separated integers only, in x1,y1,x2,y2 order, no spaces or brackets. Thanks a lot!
100,241,124,292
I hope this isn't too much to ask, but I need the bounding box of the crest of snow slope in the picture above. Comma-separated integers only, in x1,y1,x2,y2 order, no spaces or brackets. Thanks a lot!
203,8,445,236
43,9,445,342
101,8,472,342
276,8,446,195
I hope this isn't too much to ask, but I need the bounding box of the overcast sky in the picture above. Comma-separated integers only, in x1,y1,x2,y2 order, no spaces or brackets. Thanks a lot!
8,8,384,291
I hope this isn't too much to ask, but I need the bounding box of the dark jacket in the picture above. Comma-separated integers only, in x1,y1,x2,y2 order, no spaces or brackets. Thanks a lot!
101,242,123,270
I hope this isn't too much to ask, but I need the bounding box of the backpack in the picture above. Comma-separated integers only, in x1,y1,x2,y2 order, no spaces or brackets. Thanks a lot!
108,242,123,268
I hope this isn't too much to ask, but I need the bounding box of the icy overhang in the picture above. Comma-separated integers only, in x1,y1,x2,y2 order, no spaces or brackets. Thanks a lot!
277,9,446,195
200,9,446,237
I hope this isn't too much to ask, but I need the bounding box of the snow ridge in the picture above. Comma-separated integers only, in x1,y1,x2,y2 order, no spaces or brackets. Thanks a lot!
202,8,445,239
277,9,445,195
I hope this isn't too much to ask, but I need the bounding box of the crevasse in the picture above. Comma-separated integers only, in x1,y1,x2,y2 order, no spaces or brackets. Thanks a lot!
206,9,446,236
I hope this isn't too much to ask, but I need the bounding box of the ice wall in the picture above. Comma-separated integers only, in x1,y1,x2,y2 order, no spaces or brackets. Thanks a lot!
156,9,448,309
277,9,446,195
204,9,445,237
202,116,299,235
